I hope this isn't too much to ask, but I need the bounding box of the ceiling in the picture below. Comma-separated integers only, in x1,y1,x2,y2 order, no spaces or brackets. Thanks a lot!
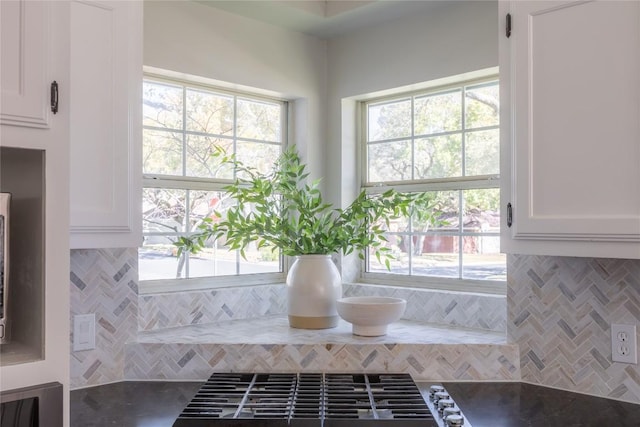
196,0,452,39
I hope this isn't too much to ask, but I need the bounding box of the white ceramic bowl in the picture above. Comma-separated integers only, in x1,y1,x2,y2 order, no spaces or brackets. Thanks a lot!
336,296,407,336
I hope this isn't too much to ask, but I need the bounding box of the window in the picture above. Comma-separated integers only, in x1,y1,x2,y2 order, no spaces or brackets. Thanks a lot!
140,76,287,289
362,77,505,292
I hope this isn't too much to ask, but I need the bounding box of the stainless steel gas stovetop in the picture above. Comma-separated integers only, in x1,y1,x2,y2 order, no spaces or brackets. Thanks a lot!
173,372,470,427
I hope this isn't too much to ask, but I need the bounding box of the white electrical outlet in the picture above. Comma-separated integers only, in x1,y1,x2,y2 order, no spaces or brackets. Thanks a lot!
73,313,96,352
611,324,637,364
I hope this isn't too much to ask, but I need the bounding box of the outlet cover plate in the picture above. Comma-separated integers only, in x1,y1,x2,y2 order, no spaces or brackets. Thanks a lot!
73,313,96,352
612,324,637,364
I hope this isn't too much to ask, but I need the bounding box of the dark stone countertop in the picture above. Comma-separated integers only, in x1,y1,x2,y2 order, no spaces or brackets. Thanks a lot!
70,380,640,427
71,381,201,427
440,382,640,427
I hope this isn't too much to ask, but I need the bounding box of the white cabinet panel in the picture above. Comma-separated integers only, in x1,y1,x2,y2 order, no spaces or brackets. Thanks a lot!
0,2,71,424
0,0,51,128
69,0,142,249
501,1,640,258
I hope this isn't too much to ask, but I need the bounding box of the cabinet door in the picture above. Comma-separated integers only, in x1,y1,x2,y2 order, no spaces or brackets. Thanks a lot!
502,1,640,258
0,0,52,128
69,0,142,249
1,3,71,422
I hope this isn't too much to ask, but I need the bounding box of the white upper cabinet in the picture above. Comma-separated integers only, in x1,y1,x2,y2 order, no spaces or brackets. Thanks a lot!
69,0,142,249
1,1,71,420
500,1,640,258
1,1,53,128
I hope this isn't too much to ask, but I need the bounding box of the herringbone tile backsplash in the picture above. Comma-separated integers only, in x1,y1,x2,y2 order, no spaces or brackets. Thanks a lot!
509,254,640,404
70,247,640,405
70,248,138,388
124,342,519,382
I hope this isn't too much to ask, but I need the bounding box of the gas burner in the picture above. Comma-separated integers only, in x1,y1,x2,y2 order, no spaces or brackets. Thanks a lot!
173,373,443,426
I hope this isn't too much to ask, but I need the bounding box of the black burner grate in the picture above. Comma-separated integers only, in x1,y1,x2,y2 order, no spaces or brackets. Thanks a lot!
173,373,436,426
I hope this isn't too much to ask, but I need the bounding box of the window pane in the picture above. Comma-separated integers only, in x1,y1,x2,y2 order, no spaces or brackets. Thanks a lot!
187,196,283,278
415,135,462,179
374,214,409,233
368,140,412,182
414,90,462,135
462,237,505,281
368,234,409,274
188,190,229,233
239,243,281,274
186,136,233,179
427,191,459,232
143,129,183,175
463,189,500,233
412,235,460,278
236,141,281,176
143,81,183,129
188,242,238,278
142,188,186,234
139,237,183,281
465,83,499,129
465,129,499,176
186,89,233,135
368,99,411,142
237,99,281,141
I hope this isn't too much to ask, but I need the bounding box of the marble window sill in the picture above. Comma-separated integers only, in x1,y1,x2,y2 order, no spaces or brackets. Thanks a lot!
136,315,507,345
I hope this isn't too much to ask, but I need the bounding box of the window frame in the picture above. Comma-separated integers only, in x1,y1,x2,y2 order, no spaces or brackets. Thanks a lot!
358,75,506,295
139,73,289,295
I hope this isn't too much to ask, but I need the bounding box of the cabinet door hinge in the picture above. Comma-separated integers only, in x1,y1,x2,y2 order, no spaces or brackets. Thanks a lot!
50,81,59,114
506,13,512,38
507,203,513,228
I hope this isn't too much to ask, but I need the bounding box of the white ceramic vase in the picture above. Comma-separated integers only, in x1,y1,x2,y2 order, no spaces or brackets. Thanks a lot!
286,255,342,329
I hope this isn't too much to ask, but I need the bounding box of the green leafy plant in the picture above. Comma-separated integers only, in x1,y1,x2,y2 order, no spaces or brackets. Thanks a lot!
175,146,440,269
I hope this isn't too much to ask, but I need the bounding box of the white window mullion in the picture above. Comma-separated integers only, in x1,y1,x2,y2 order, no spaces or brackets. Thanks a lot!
363,176,500,194
408,189,414,276
411,95,416,181
184,189,191,279
461,86,467,177
232,95,240,275
458,190,464,279
213,240,218,276
409,95,415,275
233,95,238,179
181,87,189,279
182,87,188,177
280,102,287,150
459,87,466,278
363,105,370,185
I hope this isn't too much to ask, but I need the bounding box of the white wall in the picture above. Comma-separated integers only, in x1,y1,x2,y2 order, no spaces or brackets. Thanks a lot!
325,0,498,207
144,0,328,180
